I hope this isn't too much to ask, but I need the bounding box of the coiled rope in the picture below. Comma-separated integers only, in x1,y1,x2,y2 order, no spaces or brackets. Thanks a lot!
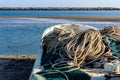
42,25,110,68
64,29,108,67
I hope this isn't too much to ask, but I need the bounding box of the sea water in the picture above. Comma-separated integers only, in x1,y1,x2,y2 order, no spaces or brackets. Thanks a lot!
0,10,120,54
0,10,120,16
0,18,120,54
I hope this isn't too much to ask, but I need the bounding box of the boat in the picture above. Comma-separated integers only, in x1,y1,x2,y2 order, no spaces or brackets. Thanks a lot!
29,24,120,80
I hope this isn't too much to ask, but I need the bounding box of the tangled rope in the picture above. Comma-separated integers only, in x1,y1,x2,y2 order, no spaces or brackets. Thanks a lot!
64,29,109,67
42,24,80,53
42,25,110,68
101,26,120,41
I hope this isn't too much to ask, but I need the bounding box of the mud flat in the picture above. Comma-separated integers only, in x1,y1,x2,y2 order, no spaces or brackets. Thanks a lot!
0,16,120,21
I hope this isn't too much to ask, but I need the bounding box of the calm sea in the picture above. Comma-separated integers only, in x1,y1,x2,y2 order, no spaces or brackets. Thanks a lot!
0,10,120,16
0,10,120,54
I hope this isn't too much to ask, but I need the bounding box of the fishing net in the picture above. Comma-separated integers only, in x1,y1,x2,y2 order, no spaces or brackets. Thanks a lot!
40,45,91,80
101,26,120,41
42,25,109,67
39,24,92,80
42,24,81,53
34,65,91,80
108,39,120,54
100,26,120,54
39,25,120,80
65,29,109,67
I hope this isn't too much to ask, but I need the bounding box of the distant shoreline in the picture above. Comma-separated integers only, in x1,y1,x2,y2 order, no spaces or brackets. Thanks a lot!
0,7,120,10
0,16,120,21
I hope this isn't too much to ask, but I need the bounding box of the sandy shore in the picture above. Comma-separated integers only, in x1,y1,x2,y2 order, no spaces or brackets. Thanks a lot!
0,55,36,80
0,16,120,22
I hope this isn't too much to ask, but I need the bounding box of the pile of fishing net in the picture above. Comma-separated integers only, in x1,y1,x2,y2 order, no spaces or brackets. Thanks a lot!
35,24,120,80
34,62,90,80
42,24,111,66
101,26,120,54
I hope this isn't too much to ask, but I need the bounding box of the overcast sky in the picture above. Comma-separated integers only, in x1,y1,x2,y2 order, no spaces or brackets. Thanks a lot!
0,0,120,8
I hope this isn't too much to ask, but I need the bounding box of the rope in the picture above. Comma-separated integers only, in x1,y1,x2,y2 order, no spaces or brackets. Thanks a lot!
42,24,78,53
65,29,108,67
101,26,120,41
42,25,110,68
38,61,79,80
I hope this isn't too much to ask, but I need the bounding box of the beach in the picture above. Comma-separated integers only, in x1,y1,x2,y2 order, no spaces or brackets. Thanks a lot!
0,55,36,80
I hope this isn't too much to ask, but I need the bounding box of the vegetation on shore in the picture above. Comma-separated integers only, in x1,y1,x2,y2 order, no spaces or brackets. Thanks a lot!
0,7,120,10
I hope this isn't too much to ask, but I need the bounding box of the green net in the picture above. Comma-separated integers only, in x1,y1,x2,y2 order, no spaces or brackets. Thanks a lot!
34,66,91,80
109,39,120,54
38,46,91,80
36,25,120,80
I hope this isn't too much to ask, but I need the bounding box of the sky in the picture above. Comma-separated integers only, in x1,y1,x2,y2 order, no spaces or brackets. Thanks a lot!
0,0,120,8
